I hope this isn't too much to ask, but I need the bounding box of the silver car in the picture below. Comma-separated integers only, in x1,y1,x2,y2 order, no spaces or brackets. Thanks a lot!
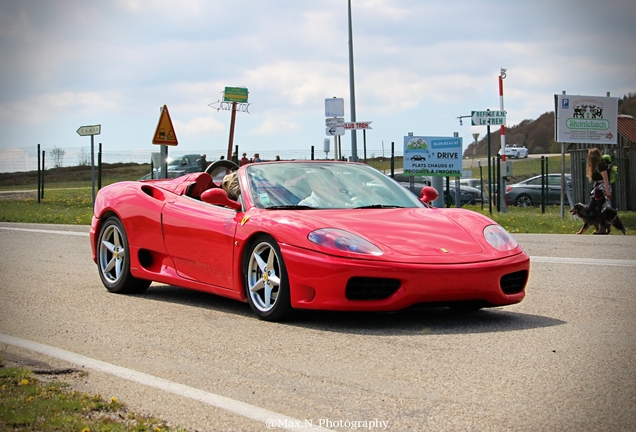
505,174,571,207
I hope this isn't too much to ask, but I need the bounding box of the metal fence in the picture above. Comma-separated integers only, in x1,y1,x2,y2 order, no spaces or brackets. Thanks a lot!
0,145,405,174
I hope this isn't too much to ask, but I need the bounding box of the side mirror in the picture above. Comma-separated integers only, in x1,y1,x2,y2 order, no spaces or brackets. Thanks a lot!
201,188,242,210
420,186,439,207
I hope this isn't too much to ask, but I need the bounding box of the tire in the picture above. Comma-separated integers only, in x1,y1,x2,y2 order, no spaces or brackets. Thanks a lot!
97,217,151,294
244,235,292,321
515,194,533,207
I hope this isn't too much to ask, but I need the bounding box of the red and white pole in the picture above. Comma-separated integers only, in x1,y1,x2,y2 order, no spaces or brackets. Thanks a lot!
499,71,506,162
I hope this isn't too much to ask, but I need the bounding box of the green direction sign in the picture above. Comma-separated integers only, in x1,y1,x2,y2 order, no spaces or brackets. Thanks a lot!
224,87,248,103
471,110,506,126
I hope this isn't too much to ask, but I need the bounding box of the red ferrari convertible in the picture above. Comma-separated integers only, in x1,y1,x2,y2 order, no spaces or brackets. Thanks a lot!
90,160,529,321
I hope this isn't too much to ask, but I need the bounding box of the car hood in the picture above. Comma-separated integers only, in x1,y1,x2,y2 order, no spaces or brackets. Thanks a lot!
254,207,518,263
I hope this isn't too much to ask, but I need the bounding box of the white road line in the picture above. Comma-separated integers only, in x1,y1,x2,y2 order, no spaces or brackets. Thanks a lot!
0,226,89,236
0,334,332,432
530,256,636,267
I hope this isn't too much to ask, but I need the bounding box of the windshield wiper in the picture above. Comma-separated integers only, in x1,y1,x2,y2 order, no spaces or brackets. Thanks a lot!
353,204,404,209
266,205,316,210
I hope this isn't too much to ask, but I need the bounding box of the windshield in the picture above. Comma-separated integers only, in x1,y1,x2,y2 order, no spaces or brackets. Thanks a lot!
244,162,423,209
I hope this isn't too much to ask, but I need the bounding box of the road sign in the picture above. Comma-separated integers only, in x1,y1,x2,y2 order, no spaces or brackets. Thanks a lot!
326,126,345,136
471,110,506,126
223,87,248,103
325,98,344,117
326,117,345,127
76,125,101,136
152,105,178,145
343,121,372,130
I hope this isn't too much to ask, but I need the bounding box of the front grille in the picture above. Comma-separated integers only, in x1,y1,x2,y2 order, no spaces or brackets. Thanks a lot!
500,270,528,294
346,277,401,300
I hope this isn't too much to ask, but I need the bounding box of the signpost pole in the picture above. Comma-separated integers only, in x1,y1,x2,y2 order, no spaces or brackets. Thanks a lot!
487,120,492,215
499,69,508,213
227,102,237,160
161,145,168,178
77,125,101,208
91,134,95,206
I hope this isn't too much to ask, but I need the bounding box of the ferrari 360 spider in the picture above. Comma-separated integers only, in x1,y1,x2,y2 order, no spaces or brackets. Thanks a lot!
90,160,529,321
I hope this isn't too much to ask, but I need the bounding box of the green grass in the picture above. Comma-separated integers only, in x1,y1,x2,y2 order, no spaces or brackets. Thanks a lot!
0,366,185,431
466,204,635,235
0,160,633,234
0,188,94,225
0,187,633,234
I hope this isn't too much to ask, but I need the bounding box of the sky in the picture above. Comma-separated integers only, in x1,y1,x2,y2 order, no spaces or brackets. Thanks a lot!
1,0,635,165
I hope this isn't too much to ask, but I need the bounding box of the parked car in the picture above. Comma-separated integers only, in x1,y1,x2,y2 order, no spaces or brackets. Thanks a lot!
90,160,529,321
498,144,528,159
394,174,482,205
459,178,484,190
505,174,572,207
167,154,207,174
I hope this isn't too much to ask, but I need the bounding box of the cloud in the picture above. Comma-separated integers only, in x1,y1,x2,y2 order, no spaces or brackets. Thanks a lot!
251,118,301,136
173,116,224,136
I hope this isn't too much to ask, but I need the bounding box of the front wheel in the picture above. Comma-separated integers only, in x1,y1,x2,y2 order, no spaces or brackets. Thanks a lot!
515,194,533,207
97,217,151,294
244,235,292,321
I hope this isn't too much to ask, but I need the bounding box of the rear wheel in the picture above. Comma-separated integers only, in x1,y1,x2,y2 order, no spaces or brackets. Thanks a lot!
244,235,292,321
97,217,151,294
515,194,533,207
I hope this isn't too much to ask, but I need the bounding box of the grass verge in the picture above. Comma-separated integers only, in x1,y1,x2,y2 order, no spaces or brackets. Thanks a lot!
0,187,633,234
0,365,185,431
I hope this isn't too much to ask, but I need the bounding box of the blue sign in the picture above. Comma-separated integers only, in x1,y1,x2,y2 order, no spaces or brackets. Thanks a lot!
403,136,463,177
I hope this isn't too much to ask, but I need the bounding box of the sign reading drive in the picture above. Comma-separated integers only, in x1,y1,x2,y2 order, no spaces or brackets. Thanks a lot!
403,136,463,177
77,125,101,136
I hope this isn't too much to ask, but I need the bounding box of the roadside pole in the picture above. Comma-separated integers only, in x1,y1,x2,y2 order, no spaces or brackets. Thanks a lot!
499,69,508,213
76,124,101,208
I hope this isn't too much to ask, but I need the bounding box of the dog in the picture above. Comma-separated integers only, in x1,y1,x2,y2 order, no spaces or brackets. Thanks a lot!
570,203,626,235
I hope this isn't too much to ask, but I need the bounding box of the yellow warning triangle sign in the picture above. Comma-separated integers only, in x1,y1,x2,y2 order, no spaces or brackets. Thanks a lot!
152,105,178,145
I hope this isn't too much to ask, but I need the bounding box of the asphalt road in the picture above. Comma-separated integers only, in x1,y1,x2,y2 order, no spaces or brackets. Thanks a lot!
1,222,635,432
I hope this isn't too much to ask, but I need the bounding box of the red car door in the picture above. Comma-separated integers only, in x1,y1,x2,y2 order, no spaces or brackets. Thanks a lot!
162,196,240,290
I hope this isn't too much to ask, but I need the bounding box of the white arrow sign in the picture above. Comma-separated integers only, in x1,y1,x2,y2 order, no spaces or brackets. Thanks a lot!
471,111,506,126
343,121,372,130
326,126,345,136
77,125,101,136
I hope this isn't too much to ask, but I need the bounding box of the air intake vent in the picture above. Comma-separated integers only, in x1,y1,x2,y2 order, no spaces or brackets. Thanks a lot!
346,277,400,300
500,270,528,295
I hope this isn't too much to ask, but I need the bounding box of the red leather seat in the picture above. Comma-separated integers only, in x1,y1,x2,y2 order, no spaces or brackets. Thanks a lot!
187,172,213,199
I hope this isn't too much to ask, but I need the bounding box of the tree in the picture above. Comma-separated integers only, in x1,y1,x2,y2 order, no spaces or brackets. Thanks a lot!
77,148,90,166
51,146,65,168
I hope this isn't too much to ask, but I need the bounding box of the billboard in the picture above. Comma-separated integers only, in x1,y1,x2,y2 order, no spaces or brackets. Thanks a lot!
555,94,618,144
403,136,463,177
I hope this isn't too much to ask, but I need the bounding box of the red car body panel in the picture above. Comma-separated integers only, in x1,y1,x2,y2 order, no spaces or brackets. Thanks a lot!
90,163,529,312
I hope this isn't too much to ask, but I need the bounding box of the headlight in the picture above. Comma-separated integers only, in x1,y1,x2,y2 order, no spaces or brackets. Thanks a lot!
483,225,519,251
308,228,383,256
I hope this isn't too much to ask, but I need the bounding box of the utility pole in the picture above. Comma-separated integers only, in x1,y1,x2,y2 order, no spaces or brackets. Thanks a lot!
347,0,358,162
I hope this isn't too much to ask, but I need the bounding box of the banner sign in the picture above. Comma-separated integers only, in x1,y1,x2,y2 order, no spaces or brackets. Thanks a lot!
555,94,618,144
403,136,463,177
